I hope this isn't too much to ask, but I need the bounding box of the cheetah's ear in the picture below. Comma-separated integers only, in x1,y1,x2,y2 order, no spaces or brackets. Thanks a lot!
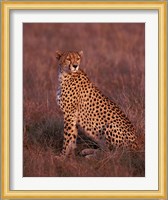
78,50,83,57
56,50,63,60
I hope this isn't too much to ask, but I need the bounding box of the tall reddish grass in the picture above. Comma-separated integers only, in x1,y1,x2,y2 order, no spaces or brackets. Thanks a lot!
23,23,145,177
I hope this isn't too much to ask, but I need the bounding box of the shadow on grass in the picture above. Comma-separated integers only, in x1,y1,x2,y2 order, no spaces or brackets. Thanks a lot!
23,118,145,177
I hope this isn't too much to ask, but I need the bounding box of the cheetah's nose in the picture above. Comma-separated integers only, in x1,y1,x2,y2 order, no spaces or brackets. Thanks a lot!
73,65,78,69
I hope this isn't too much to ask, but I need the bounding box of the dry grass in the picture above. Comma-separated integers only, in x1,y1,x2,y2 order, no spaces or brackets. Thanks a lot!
23,23,145,177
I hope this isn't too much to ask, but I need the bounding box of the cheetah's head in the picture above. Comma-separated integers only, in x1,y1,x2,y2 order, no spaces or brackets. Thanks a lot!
56,50,83,73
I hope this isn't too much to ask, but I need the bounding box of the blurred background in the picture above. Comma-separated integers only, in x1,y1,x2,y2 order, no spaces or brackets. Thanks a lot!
23,23,145,177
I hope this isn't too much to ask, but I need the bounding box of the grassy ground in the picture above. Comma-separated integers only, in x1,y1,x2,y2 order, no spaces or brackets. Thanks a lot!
23,23,145,177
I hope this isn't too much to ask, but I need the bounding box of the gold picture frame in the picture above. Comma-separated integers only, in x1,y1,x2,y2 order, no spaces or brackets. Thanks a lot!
1,1,167,199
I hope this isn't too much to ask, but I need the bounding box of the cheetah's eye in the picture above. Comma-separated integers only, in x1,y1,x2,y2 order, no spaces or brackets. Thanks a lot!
66,58,71,61
77,57,80,61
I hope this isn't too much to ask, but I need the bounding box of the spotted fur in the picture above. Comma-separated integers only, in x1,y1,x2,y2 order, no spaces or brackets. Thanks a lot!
56,50,138,157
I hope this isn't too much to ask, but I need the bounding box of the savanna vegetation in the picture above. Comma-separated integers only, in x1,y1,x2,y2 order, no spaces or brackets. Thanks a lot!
23,23,145,177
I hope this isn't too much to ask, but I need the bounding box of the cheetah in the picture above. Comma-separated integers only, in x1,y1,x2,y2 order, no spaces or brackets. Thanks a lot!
56,50,138,157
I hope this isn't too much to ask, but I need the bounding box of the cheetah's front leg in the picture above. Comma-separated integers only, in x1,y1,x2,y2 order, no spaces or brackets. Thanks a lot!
61,113,78,157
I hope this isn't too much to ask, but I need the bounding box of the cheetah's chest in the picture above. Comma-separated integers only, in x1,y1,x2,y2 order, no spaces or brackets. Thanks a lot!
57,74,80,111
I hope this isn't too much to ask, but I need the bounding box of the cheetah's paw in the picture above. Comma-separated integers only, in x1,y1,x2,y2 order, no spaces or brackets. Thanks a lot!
80,148,100,158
